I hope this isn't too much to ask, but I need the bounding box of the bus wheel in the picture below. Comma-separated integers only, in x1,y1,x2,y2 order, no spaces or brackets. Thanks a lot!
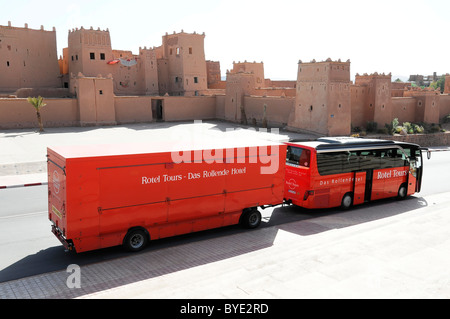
397,184,408,200
123,228,149,252
241,208,262,229
341,193,353,210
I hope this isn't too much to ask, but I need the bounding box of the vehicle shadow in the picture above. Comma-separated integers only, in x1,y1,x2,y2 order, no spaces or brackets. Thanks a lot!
270,195,428,236
0,195,427,299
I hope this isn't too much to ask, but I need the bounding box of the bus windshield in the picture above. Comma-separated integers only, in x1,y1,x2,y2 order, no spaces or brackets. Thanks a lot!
286,146,310,167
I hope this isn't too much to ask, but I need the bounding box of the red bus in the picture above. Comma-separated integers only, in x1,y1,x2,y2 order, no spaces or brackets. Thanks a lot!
284,137,428,209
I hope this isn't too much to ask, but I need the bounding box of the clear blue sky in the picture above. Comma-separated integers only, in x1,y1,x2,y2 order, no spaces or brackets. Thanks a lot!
3,0,449,81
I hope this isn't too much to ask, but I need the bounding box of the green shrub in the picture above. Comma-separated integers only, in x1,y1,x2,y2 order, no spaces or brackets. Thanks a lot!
392,118,399,128
413,124,424,133
402,122,412,132
394,126,403,134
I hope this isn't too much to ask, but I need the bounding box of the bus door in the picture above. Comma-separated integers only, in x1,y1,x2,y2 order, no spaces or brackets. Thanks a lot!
364,169,373,202
415,147,426,192
353,170,371,205
402,145,423,194
408,147,423,194
357,150,377,202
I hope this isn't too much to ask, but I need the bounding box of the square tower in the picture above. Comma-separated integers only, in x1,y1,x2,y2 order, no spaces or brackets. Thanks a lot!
68,27,113,80
354,72,393,128
289,58,351,136
159,31,207,96
0,23,60,91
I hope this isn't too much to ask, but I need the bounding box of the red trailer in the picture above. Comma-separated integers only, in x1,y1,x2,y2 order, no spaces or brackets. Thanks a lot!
48,139,286,253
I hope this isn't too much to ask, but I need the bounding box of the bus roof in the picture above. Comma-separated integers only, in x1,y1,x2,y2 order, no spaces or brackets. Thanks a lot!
288,137,419,152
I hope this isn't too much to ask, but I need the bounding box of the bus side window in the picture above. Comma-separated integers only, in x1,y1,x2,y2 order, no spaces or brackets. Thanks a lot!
344,151,360,172
391,149,406,167
360,151,377,170
317,152,345,175
380,149,394,168
299,149,310,167
286,146,292,162
286,146,310,167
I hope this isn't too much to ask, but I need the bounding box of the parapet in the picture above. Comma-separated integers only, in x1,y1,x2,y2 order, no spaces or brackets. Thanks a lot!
1,21,56,32
298,58,350,64
355,72,392,79
69,26,110,33
164,30,205,37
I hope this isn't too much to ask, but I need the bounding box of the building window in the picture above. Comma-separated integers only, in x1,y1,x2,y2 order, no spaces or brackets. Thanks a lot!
90,52,95,60
194,77,198,83
189,47,193,54
170,48,173,55
71,56,74,61
176,47,180,55
76,55,78,60
99,90,103,95
6,61,10,67
100,53,105,60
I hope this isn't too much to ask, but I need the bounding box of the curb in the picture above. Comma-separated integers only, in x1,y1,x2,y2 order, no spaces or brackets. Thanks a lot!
0,181,48,189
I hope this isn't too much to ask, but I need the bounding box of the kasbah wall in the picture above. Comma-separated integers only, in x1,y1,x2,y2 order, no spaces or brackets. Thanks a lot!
1,21,450,142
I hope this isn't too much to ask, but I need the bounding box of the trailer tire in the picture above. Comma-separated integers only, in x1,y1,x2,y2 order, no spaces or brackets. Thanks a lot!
341,193,353,210
123,228,149,252
240,208,262,229
397,184,408,200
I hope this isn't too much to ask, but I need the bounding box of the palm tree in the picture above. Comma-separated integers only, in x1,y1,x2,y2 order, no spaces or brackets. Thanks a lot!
27,96,46,132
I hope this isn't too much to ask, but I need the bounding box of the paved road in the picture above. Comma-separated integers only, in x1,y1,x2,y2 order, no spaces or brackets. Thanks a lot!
1,191,449,299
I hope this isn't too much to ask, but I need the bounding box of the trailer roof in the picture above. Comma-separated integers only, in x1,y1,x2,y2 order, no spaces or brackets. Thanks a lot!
48,136,284,159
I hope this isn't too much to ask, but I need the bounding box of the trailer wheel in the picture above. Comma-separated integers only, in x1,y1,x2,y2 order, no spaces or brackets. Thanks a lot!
241,208,262,229
397,184,408,200
341,193,353,210
123,228,149,252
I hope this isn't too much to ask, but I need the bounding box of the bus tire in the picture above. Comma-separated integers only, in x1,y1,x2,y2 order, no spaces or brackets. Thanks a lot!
397,184,408,200
240,208,262,229
123,228,149,252
341,193,353,210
